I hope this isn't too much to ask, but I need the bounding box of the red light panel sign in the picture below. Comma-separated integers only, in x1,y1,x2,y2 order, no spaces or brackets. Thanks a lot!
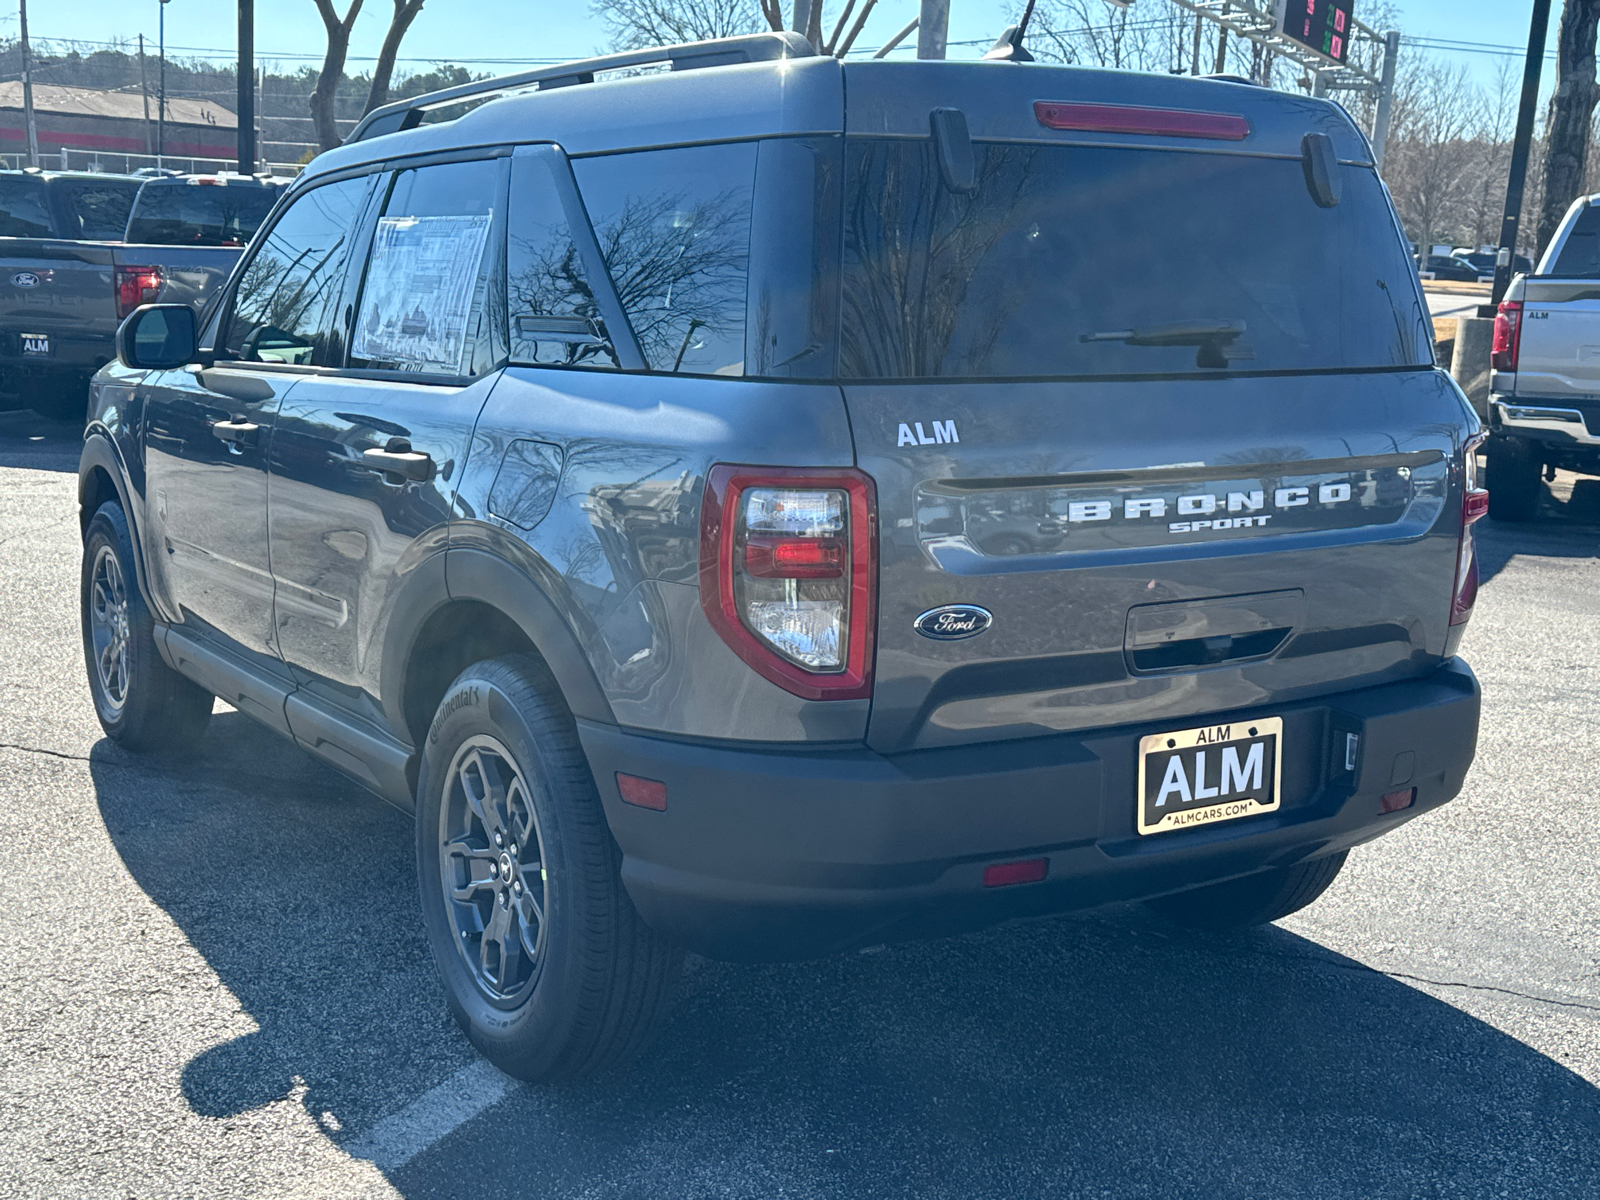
1276,0,1355,65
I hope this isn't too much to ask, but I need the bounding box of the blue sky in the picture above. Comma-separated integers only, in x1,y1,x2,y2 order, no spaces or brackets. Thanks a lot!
4,0,1556,85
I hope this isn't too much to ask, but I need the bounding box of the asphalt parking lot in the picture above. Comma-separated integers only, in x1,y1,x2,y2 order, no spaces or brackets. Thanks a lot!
2,404,1598,1199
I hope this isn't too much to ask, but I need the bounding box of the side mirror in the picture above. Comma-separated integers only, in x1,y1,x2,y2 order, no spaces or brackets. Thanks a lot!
116,303,198,370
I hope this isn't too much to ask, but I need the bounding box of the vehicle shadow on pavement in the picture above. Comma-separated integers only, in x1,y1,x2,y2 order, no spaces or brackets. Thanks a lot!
92,712,1600,1198
0,407,83,473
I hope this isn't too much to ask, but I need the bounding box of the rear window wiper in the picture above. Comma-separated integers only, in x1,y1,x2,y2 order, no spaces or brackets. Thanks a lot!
1081,318,1254,369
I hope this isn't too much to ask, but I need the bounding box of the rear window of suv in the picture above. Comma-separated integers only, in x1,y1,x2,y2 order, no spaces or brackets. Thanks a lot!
839,141,1429,379
126,182,279,246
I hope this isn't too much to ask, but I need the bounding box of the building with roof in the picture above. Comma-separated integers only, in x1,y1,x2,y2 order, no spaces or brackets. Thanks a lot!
0,82,236,162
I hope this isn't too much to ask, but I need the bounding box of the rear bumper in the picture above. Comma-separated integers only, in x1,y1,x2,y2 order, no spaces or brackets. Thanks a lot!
580,660,1481,960
0,329,114,385
1490,396,1600,450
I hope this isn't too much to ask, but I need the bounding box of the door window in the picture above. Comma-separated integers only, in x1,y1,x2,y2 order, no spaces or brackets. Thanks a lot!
348,158,503,378
222,175,372,366
506,154,618,369
572,143,755,376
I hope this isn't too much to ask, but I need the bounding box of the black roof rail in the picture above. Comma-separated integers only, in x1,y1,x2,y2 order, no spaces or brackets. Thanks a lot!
346,31,816,145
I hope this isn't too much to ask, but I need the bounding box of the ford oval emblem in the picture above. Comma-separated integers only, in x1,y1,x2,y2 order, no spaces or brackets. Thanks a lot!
11,271,39,289
914,604,993,640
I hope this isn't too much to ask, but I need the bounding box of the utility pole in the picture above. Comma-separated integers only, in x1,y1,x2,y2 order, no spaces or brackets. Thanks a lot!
1191,13,1202,75
139,34,153,155
237,0,255,175
1491,0,1555,308
917,0,949,59
1213,2,1229,74
1369,30,1400,171
19,0,40,168
157,0,169,164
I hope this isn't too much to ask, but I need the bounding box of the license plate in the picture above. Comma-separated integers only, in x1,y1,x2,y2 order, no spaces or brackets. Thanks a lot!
19,333,49,356
1137,717,1282,835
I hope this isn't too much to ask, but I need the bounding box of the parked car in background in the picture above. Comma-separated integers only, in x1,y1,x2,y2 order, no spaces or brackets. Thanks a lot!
1416,254,1489,283
1486,193,1600,520
0,171,283,419
1452,248,1534,278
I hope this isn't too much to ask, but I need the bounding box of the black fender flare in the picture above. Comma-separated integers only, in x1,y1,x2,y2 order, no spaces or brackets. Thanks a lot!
430,547,614,726
78,432,166,620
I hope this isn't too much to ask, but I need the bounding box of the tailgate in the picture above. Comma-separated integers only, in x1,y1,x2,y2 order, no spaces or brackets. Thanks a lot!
854,370,1466,752
0,239,117,341
1508,278,1600,405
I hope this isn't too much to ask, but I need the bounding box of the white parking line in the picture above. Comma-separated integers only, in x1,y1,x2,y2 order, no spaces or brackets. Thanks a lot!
344,1059,520,1172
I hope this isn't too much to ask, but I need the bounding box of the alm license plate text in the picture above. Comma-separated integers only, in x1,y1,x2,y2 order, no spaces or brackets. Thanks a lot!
1137,717,1282,836
19,333,49,356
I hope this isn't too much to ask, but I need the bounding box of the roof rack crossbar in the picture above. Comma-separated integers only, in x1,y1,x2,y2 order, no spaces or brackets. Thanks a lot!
347,32,816,144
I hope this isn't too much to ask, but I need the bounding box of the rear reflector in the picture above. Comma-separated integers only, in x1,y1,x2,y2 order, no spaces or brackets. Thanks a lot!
1034,101,1250,141
616,773,667,811
983,858,1049,888
1380,788,1416,814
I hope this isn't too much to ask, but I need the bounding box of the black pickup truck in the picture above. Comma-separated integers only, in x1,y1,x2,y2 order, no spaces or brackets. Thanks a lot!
0,170,282,419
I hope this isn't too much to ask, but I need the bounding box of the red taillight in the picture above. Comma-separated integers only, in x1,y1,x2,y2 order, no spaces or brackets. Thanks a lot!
1034,101,1250,141
115,265,163,320
699,465,876,701
1451,434,1489,628
1490,300,1523,372
983,858,1049,888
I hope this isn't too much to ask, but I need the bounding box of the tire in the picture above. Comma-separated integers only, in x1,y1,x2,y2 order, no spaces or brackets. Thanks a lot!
80,501,213,753
1486,436,1541,522
1144,851,1349,930
415,653,683,1082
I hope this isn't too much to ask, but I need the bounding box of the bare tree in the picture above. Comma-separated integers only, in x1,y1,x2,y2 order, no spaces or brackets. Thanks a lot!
1537,0,1600,255
1381,60,1484,254
594,0,763,50
365,0,427,114
310,0,364,153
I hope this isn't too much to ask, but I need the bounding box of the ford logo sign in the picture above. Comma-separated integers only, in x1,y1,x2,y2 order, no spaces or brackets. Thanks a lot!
11,272,40,289
913,604,993,640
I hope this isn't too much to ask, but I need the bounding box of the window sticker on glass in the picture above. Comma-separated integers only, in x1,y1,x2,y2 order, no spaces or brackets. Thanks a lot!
352,213,492,374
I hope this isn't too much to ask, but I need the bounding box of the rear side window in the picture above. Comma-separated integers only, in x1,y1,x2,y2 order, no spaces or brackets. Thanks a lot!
0,176,54,238
573,143,755,376
127,182,279,246
348,157,503,377
54,178,141,240
840,141,1429,379
506,154,617,369
224,175,371,366
1549,205,1600,277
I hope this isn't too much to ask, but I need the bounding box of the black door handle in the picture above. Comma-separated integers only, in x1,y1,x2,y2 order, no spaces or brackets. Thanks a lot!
363,438,435,484
211,416,260,445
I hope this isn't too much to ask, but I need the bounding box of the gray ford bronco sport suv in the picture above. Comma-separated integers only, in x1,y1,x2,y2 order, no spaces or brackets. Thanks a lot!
79,33,1484,1081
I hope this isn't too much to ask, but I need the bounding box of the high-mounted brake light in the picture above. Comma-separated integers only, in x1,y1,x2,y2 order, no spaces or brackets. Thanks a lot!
1491,300,1523,372
1449,433,1489,635
700,465,876,701
114,265,163,319
1034,101,1250,141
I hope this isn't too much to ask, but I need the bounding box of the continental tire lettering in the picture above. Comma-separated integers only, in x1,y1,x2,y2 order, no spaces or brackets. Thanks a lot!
429,684,481,745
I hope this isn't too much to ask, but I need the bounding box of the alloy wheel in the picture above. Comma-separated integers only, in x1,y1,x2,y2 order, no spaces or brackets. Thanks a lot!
88,544,131,717
439,735,549,1006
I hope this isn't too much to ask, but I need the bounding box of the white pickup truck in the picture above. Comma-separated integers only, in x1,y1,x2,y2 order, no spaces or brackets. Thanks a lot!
1487,193,1600,519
